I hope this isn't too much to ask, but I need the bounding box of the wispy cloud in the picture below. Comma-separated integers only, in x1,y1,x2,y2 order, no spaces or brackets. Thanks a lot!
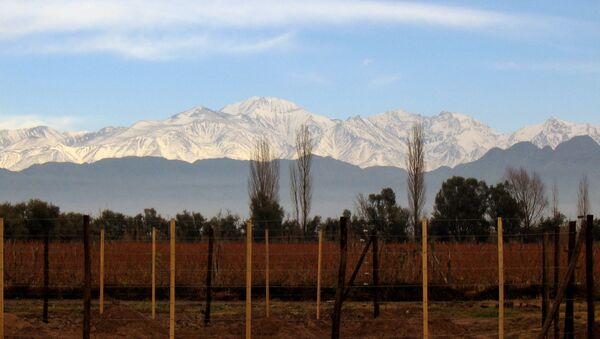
0,0,538,59
23,32,295,60
493,61,600,74
369,74,401,88
0,114,81,131
362,58,373,67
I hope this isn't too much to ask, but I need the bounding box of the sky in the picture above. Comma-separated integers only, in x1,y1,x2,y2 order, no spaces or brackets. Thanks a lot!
0,0,598,133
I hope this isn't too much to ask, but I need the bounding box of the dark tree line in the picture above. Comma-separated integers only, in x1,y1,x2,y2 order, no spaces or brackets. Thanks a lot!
0,200,245,241
431,175,565,242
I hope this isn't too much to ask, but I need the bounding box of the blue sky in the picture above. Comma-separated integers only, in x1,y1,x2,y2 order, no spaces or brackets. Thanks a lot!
0,0,598,132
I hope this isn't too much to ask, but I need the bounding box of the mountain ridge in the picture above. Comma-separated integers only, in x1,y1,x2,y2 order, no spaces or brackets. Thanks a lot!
1,96,599,171
1,136,597,217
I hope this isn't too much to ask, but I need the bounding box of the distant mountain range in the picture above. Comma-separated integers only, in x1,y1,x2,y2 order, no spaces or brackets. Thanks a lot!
1,96,599,171
1,136,597,218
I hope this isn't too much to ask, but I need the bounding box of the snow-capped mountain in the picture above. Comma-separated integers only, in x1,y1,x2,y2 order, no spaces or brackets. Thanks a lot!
0,96,599,171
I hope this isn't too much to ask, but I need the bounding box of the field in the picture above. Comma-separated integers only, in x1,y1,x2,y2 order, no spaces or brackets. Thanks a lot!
4,239,599,294
3,237,599,337
4,299,598,338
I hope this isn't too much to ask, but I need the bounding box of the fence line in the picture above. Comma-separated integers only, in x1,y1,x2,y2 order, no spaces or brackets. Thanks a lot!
0,215,597,338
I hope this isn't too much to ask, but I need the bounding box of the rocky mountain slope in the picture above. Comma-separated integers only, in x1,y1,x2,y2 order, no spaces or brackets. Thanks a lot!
1,97,598,171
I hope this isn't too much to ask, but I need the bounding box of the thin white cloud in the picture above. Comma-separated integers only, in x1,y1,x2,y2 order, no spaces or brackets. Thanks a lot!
369,74,401,88
362,58,373,66
0,1,527,38
0,114,81,131
493,61,600,74
26,32,294,60
0,0,538,59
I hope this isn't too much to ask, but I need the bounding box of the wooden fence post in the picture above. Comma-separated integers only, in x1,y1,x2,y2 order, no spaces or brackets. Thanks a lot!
265,228,270,318
564,221,576,339
100,226,105,315
151,227,156,319
542,231,549,328
204,226,214,326
538,221,588,339
0,218,4,339
372,228,379,318
422,218,428,339
331,216,348,339
317,226,323,320
586,215,594,338
498,217,504,339
246,220,253,339
553,223,560,339
43,220,49,323
83,215,91,339
169,219,175,339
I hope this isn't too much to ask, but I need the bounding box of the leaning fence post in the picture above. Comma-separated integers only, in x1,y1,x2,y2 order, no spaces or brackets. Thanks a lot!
498,217,504,339
204,226,214,326
564,221,576,339
265,227,270,318
0,218,4,339
422,218,428,339
151,227,156,319
83,215,91,339
246,220,253,339
169,219,176,339
538,221,588,339
317,226,323,320
586,215,594,338
100,226,105,315
331,216,348,339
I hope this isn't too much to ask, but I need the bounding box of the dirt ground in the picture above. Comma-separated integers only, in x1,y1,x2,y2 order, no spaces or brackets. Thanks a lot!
3,299,596,338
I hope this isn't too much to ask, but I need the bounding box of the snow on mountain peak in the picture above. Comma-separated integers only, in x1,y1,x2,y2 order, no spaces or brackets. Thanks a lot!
506,117,600,149
221,96,303,116
170,106,209,119
370,109,418,122
0,97,598,171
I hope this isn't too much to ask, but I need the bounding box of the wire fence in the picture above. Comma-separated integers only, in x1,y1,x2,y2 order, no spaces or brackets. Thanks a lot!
1,216,597,338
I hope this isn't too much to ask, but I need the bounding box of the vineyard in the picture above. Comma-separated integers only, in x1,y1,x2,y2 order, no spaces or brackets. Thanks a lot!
1,216,598,338
4,240,600,296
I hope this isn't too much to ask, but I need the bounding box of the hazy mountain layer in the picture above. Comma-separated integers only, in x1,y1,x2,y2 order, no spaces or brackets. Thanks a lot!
1,136,597,218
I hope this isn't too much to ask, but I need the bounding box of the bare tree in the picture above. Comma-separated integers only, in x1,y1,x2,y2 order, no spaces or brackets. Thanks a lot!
248,139,282,232
552,180,559,218
289,163,300,227
505,167,548,231
290,125,313,236
406,122,426,240
577,174,589,217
